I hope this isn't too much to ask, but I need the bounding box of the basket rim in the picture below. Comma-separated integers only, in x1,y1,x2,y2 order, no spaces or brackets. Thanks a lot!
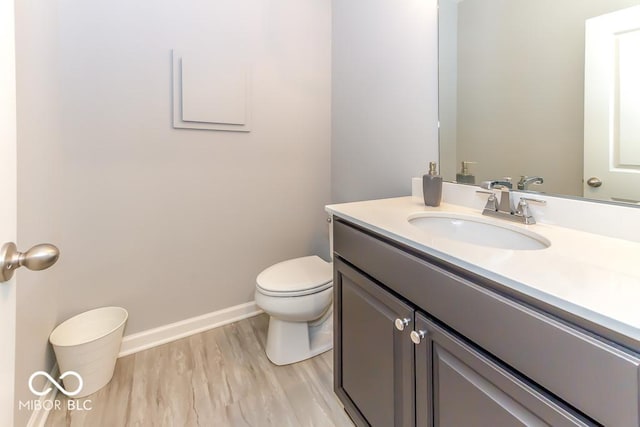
49,306,128,347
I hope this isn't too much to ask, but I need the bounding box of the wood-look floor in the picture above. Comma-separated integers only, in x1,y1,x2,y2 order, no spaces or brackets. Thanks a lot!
45,314,354,427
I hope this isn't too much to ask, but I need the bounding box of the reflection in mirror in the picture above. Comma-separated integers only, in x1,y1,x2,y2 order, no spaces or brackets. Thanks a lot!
439,0,640,205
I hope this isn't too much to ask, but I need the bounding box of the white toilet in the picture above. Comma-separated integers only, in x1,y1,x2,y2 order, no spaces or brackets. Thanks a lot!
255,250,334,365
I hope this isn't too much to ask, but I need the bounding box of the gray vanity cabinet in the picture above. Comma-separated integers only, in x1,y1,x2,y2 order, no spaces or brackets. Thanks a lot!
334,258,593,427
334,259,415,427
414,314,593,427
331,218,625,426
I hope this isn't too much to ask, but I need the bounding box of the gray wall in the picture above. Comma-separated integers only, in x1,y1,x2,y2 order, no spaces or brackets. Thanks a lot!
452,0,640,194
14,2,62,425
331,0,439,203
14,1,330,423
14,1,440,423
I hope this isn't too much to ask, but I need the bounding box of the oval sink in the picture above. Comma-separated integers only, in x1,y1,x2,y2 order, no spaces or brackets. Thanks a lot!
407,212,550,250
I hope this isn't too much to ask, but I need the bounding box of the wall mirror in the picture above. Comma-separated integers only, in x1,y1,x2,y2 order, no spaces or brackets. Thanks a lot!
439,0,640,205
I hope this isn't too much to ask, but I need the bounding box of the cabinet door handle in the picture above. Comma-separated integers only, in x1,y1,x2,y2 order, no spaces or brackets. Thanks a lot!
394,318,411,331
410,330,427,344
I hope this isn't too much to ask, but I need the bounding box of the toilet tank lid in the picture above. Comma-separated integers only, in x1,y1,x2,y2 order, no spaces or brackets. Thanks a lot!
256,255,333,294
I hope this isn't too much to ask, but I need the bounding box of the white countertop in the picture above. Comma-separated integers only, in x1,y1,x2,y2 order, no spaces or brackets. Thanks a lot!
326,196,640,346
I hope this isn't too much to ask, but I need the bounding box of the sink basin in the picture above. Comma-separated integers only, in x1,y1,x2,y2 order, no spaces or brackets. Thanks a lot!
407,212,550,250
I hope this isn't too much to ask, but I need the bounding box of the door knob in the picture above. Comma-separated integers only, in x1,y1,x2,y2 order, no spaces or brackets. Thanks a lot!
0,242,60,282
587,177,602,188
410,330,427,344
394,318,411,331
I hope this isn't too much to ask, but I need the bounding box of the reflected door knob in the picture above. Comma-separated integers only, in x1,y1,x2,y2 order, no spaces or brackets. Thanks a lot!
587,177,602,188
0,242,60,282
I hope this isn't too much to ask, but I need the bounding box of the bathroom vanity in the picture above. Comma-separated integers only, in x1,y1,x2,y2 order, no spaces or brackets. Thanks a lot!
327,195,640,427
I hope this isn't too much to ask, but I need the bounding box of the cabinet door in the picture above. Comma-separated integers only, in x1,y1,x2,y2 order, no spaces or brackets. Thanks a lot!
414,313,596,427
334,259,415,427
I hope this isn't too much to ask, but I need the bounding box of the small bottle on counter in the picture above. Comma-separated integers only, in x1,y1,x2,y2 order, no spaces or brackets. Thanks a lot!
423,161,442,207
456,161,476,184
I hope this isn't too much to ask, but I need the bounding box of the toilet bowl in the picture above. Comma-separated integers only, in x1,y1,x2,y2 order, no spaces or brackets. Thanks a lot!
255,255,333,366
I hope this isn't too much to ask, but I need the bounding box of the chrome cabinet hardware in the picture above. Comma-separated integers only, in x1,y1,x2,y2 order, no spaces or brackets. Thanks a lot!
0,242,60,282
394,318,411,331
410,330,427,344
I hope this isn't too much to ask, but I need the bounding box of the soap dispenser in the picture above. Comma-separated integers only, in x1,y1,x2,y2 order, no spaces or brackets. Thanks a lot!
423,161,442,207
456,161,477,184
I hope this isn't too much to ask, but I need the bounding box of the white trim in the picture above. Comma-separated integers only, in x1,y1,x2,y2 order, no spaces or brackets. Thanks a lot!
118,301,262,357
25,364,59,427
30,303,262,426
0,0,18,423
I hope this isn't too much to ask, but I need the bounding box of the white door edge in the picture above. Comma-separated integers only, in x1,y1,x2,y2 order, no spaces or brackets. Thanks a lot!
0,0,18,424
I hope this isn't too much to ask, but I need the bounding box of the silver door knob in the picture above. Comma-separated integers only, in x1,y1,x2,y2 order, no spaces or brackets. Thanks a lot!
587,177,602,188
0,242,60,282
394,318,411,331
410,330,427,344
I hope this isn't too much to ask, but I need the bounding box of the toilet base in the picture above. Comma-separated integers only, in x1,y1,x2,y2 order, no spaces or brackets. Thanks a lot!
265,308,333,366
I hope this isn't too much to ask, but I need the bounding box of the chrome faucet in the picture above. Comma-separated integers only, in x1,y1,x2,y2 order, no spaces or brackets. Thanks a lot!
477,180,546,224
517,176,544,190
481,178,513,190
479,183,513,214
480,179,513,213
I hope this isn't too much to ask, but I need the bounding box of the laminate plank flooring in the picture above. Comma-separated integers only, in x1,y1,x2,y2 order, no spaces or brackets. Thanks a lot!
45,314,354,427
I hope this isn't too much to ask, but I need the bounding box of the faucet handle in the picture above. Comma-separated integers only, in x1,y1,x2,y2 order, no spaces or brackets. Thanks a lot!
519,197,546,205
516,197,546,224
476,190,498,211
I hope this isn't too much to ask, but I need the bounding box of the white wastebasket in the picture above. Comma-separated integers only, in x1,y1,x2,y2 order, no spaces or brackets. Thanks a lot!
49,307,128,398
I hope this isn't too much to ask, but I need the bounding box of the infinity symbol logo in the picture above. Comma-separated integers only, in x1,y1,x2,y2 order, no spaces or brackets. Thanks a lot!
28,371,83,397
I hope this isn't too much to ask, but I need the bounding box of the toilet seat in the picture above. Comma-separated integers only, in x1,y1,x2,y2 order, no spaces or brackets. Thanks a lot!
256,255,333,297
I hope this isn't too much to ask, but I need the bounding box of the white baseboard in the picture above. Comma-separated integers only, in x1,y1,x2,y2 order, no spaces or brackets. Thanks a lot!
26,364,59,427
31,303,262,426
118,301,263,357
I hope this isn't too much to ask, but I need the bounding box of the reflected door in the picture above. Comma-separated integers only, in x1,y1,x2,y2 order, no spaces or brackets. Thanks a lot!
584,5,640,204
